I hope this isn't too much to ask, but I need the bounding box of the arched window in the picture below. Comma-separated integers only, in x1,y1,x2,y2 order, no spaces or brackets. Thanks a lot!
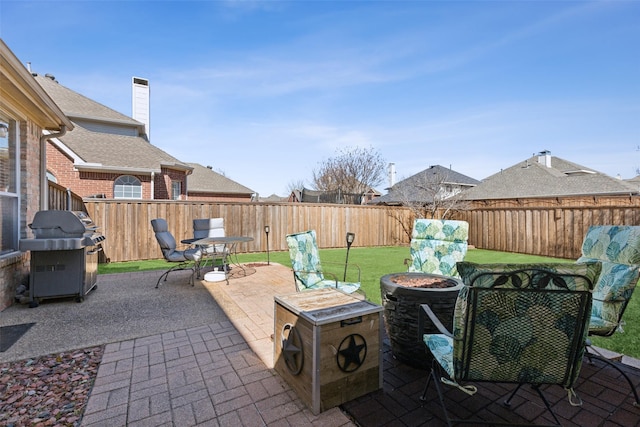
114,175,142,199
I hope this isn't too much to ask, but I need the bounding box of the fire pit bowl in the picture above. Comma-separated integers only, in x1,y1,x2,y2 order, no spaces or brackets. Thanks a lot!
380,272,463,369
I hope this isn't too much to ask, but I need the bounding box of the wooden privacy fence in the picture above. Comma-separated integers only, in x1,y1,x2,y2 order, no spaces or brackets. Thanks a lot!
83,201,412,263
83,196,640,263
456,196,640,260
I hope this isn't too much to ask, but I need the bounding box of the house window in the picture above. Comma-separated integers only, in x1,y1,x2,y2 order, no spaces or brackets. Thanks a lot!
0,118,19,257
172,181,181,200
114,175,142,199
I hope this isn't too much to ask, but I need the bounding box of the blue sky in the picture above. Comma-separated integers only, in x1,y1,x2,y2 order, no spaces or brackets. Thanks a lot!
2,1,639,197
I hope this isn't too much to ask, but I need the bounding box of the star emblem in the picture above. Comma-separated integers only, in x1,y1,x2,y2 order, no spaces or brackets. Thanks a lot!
281,323,303,375
337,334,367,372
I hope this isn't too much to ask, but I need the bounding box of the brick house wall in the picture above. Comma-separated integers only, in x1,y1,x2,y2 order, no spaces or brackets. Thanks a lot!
156,167,188,200
0,121,41,310
47,142,159,199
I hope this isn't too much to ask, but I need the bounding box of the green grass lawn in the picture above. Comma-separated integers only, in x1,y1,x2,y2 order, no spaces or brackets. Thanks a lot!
99,246,640,359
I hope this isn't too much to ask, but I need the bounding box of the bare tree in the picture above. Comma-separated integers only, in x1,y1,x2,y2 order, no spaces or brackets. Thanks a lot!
285,179,307,194
312,146,386,204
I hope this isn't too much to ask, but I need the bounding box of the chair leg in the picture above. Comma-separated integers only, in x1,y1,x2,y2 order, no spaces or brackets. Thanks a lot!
430,367,454,427
504,383,563,427
156,262,196,288
587,350,640,405
420,360,454,427
420,366,434,401
155,264,183,288
532,385,563,427
503,383,523,406
155,270,170,288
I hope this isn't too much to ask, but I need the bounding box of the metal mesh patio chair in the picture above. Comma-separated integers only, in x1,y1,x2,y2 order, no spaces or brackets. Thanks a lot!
419,261,601,426
405,219,469,277
577,225,640,405
285,230,362,295
193,218,229,271
151,218,202,288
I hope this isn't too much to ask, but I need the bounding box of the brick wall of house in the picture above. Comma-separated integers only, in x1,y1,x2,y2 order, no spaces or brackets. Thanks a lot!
156,167,187,200
47,142,155,198
0,120,40,310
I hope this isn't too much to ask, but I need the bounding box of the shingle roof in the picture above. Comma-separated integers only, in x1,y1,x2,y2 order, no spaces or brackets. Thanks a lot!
60,125,188,171
186,163,254,194
372,165,480,205
34,74,141,127
34,73,190,172
462,154,639,200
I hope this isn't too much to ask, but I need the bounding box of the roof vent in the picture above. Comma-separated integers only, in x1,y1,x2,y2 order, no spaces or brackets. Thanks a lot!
44,73,57,82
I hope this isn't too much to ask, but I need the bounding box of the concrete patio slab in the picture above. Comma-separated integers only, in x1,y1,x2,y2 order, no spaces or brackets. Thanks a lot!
2,261,639,426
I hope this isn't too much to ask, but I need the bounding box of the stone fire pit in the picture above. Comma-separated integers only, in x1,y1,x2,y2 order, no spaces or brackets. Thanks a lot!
380,272,463,369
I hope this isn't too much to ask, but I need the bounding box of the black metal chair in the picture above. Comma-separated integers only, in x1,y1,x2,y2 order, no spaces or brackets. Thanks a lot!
151,218,201,288
419,261,601,426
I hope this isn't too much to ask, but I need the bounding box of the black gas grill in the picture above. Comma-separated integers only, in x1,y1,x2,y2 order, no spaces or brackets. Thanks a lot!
19,210,105,307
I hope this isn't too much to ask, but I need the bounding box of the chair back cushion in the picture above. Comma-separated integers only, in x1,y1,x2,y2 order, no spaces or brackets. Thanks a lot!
286,230,325,290
193,218,226,253
151,218,182,261
408,219,469,276
577,225,640,335
452,261,600,388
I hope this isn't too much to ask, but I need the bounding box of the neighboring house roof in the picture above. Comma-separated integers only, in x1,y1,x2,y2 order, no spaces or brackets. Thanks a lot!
260,194,288,203
289,182,381,204
34,73,191,174
186,163,255,195
462,152,639,200
371,165,480,205
290,187,369,204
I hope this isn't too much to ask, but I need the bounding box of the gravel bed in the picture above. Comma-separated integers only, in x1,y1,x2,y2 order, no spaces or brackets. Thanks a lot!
0,346,103,427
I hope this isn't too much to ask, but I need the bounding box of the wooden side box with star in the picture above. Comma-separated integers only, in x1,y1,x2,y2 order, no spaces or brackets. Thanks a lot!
274,288,383,414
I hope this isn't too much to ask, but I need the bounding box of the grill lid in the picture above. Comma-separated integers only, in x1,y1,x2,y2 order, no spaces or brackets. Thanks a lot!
29,210,98,239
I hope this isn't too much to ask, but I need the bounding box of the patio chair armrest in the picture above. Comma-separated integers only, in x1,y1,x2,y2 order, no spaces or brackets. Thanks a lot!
179,238,200,250
419,303,453,338
403,257,411,271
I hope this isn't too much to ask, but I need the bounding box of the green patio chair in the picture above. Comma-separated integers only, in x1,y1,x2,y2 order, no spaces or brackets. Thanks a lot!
419,261,601,427
577,225,640,405
285,230,361,295
406,219,469,277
